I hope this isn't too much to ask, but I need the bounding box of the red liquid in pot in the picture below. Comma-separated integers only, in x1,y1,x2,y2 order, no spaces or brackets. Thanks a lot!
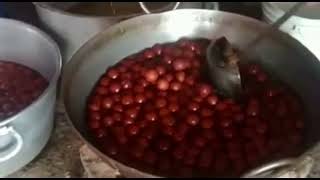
0,61,48,121
86,38,305,177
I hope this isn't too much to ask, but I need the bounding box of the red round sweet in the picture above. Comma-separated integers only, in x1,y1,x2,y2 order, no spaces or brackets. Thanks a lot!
156,65,166,76
155,98,167,109
123,117,134,125
186,114,200,126
143,49,155,59
200,107,214,117
207,95,218,106
168,102,179,113
113,103,124,112
88,98,101,112
102,97,113,109
173,146,185,160
157,78,170,91
135,93,146,104
157,139,171,152
145,111,157,122
200,118,214,129
107,68,119,79
176,71,186,83
188,102,200,112
121,95,134,106
93,130,106,140
144,69,159,83
127,125,140,136
173,58,187,71
109,82,121,94
126,107,139,119
121,80,132,89
161,115,175,127
144,150,157,165
163,55,173,65
95,86,108,95
103,116,114,127
159,108,170,117
99,77,111,87
198,84,212,98
170,81,182,91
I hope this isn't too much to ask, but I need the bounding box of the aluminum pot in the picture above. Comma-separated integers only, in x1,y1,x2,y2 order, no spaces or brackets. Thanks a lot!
33,2,204,63
61,9,320,177
0,18,61,177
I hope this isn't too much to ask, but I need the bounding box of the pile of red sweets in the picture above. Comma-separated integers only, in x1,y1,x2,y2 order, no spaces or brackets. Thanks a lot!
0,61,48,120
86,38,304,177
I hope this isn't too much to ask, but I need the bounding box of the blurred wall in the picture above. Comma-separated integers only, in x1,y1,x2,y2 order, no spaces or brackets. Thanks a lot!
2,2,40,26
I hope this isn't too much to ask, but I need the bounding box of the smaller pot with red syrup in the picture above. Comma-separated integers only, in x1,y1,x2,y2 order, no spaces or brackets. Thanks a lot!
0,18,61,177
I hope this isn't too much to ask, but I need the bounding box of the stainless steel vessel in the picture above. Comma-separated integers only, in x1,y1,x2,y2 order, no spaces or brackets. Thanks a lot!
33,2,203,62
0,18,61,177
62,9,320,177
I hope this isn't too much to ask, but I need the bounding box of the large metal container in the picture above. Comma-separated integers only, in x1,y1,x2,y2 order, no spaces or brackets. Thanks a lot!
33,2,204,63
0,18,61,177
61,9,320,177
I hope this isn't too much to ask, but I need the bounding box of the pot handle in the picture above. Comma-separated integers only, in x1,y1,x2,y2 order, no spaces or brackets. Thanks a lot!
241,156,314,178
138,2,181,14
0,126,23,163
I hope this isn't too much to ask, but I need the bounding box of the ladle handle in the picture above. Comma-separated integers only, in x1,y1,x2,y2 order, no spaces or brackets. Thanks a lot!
271,2,306,29
0,126,23,162
243,2,306,51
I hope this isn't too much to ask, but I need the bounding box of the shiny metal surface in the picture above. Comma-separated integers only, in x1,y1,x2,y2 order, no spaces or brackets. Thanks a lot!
33,2,203,63
0,18,61,177
138,2,180,14
62,9,320,177
206,38,242,98
243,158,296,178
206,2,305,99
242,156,314,178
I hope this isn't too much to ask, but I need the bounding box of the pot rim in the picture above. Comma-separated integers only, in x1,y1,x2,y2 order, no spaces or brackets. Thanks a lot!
62,9,317,178
0,18,62,127
32,2,177,20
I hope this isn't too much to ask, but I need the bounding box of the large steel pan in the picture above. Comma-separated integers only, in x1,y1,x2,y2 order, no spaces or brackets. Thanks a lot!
61,9,320,177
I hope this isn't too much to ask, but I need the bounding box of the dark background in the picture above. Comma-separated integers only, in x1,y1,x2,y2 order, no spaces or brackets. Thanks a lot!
1,2,263,27
2,2,40,26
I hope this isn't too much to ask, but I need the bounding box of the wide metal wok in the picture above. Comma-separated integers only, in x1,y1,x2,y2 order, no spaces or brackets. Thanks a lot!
61,9,320,178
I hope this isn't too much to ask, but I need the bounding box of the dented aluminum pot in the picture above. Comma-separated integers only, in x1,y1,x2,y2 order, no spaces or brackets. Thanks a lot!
62,9,320,177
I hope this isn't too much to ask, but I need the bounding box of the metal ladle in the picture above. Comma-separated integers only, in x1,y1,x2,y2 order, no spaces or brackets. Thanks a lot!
206,2,306,99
